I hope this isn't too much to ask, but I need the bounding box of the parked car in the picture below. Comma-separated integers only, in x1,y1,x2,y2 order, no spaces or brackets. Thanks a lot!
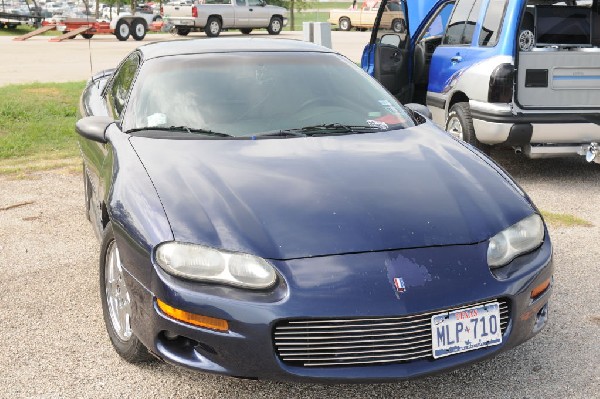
76,38,553,382
328,0,406,32
161,0,288,37
363,0,600,163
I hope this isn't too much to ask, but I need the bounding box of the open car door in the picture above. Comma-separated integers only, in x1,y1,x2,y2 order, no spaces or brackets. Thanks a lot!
362,0,412,103
361,0,448,104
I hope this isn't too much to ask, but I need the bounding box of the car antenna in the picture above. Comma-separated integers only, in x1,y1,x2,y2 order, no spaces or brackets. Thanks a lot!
85,1,96,87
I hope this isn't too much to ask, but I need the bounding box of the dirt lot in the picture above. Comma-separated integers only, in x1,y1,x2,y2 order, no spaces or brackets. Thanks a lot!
0,153,599,398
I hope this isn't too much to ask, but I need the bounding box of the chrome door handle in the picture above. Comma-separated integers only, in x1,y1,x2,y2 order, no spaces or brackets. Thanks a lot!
451,55,463,63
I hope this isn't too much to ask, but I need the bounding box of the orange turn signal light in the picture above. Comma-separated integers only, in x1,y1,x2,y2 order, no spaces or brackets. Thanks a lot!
157,299,229,332
531,278,551,299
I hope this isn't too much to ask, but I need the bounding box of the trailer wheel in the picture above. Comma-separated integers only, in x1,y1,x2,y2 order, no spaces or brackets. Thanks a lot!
267,16,282,35
205,16,221,37
240,28,252,34
131,19,147,41
115,20,130,41
82,33,94,39
176,27,190,36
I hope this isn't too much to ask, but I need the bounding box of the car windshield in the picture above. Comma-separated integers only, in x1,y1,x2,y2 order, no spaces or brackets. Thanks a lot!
124,52,415,137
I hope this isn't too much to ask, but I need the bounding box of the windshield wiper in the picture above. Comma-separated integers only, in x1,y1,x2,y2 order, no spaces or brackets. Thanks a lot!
127,126,232,137
303,123,386,135
254,123,386,138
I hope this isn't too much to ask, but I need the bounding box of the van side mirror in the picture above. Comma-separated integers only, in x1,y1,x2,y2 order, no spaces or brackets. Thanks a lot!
75,116,115,143
380,34,401,47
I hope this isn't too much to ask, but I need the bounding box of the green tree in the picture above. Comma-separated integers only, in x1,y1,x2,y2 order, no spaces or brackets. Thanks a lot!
267,0,310,31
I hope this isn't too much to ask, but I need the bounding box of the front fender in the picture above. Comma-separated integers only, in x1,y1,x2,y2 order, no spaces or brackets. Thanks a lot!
104,126,174,289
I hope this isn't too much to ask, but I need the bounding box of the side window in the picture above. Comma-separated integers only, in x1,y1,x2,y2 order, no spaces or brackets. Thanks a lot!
108,53,140,118
462,0,482,44
247,0,262,5
443,0,482,45
235,0,245,5
478,0,508,46
422,2,455,40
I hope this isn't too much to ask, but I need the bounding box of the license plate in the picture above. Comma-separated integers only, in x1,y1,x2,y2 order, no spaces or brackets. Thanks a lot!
431,302,502,359
179,20,193,26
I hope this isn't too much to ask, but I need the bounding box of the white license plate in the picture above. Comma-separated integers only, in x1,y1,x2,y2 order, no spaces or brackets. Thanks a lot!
431,302,502,359
178,20,193,26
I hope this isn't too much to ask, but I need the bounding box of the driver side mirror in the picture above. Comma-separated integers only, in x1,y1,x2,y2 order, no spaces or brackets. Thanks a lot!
405,103,432,120
75,116,115,143
380,34,401,47
259,0,266,6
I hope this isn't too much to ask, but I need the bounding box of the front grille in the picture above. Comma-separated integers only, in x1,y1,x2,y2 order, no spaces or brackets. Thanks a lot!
274,299,510,367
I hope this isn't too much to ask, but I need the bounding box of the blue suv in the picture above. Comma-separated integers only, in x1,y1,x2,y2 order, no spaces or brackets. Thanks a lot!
362,0,600,162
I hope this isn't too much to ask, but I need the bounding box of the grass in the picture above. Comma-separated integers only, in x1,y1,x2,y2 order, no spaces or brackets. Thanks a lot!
286,11,331,31
0,24,61,36
305,2,351,10
540,210,592,228
0,82,85,175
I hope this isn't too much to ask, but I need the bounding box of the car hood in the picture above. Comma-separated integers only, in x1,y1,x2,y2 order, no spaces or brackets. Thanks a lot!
129,124,534,260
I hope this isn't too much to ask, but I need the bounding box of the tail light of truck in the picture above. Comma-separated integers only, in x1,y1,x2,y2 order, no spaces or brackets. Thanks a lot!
488,64,514,103
160,6,163,16
192,6,198,18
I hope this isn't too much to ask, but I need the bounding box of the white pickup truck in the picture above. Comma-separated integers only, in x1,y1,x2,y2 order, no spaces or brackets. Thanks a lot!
161,0,288,37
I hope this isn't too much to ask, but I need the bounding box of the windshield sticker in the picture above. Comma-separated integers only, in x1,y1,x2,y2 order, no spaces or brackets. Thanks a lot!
367,120,389,130
368,112,382,117
378,100,392,107
147,113,167,127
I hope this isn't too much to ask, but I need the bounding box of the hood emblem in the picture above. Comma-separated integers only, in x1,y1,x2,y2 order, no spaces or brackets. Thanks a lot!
393,277,406,293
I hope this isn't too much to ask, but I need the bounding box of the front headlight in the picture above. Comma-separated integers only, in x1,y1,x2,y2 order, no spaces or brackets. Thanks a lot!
155,242,277,289
487,214,544,268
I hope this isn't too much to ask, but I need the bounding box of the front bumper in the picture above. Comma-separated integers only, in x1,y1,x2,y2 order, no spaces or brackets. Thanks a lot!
469,100,600,153
121,238,553,383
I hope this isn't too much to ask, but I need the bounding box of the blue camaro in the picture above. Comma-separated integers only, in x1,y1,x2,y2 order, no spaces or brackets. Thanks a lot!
76,38,553,382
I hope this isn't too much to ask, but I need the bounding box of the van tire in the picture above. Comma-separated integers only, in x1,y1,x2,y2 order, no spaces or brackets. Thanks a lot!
446,102,490,154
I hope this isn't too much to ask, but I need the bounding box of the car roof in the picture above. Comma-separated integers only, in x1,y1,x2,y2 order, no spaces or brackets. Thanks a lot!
138,38,336,60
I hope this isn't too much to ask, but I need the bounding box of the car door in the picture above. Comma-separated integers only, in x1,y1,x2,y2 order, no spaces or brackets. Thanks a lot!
234,0,249,26
361,0,448,104
82,52,141,236
427,0,486,96
247,0,270,27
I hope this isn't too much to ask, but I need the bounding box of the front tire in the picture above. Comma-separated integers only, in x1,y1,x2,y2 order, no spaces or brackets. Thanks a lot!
131,19,147,41
100,224,152,363
204,16,221,37
115,20,130,41
339,17,351,31
446,102,490,154
267,16,283,35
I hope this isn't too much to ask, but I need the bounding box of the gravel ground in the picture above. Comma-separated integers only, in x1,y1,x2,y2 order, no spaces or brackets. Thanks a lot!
0,152,599,398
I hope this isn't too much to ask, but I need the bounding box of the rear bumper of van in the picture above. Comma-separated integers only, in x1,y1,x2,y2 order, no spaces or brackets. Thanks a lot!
469,100,600,159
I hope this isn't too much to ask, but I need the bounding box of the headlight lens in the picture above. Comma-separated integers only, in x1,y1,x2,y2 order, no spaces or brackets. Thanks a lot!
155,242,277,289
487,214,544,268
